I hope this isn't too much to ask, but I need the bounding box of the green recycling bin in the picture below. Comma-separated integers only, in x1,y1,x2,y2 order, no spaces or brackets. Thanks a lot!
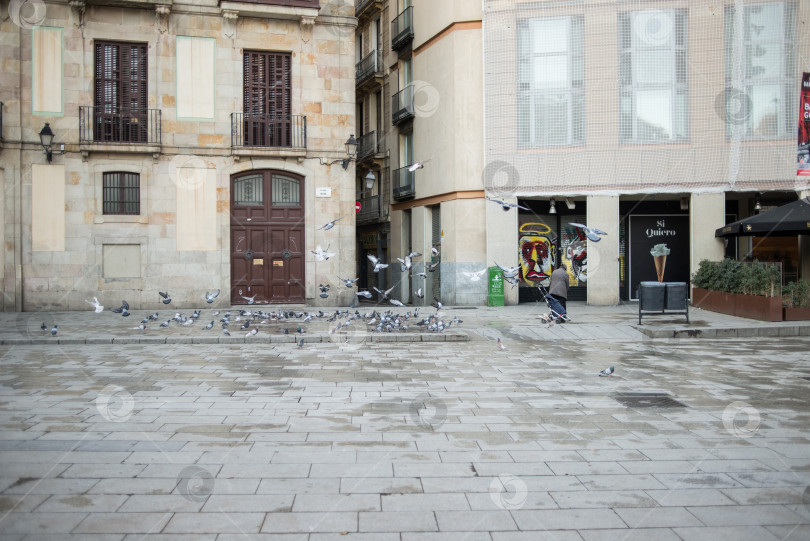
488,266,505,307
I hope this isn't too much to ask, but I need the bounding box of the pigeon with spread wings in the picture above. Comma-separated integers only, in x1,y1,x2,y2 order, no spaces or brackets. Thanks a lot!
569,222,608,242
486,197,530,212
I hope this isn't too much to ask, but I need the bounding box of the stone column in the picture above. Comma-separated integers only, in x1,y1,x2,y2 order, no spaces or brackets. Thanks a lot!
690,192,725,278
486,196,518,305
586,195,619,305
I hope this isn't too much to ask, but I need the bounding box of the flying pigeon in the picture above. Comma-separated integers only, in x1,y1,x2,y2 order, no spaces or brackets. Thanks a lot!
367,254,389,273
338,276,360,288
497,337,506,350
569,222,608,243
599,366,615,377
203,321,214,330
396,256,413,272
408,251,423,259
356,290,372,298
317,216,344,231
51,324,58,336
427,261,440,273
431,247,439,257
111,300,129,314
486,197,530,212
319,283,330,299
413,272,428,280
121,308,131,317
415,288,424,299
158,291,172,304
246,328,258,338
241,294,257,305
408,158,430,172
372,285,396,301
205,289,220,303
85,297,104,313
494,262,521,280
463,269,487,282
312,244,336,261
432,297,443,310
390,299,405,307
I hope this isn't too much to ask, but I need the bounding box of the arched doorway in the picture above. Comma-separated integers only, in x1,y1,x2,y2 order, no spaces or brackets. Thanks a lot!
230,170,305,304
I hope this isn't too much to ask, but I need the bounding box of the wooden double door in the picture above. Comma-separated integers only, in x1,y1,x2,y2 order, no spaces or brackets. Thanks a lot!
230,171,305,304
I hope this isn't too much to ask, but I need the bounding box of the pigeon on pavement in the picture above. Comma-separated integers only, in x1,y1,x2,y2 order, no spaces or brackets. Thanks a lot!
246,328,258,338
41,322,47,332
85,297,104,313
205,289,220,303
599,366,615,377
569,222,608,242
497,337,506,350
203,321,214,330
51,324,58,336
297,338,305,348
317,216,344,231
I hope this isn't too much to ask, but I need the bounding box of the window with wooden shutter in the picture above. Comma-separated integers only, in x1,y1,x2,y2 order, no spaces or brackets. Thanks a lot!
94,41,148,143
243,51,292,146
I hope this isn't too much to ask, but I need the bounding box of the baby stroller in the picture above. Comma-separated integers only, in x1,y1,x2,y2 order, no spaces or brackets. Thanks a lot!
537,285,571,324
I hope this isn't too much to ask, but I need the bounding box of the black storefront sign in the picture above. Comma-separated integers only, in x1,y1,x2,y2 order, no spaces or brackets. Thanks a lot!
628,215,690,300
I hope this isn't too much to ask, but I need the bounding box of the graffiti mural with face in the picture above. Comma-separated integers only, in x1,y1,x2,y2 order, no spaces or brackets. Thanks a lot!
518,222,556,287
564,224,588,285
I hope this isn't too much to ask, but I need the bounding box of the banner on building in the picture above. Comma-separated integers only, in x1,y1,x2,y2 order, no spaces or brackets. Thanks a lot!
799,72,810,176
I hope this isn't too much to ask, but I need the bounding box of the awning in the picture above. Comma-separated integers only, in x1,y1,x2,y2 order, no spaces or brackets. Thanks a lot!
715,197,810,237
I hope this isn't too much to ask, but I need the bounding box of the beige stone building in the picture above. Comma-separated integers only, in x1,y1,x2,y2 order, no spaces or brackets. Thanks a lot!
0,0,357,310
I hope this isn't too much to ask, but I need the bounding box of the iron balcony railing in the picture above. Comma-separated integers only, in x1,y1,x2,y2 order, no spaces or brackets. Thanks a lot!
79,106,161,144
355,0,381,18
236,0,321,7
0,101,3,140
391,6,414,50
357,194,382,222
356,131,379,161
231,113,307,148
392,85,415,125
392,165,415,200
356,50,382,86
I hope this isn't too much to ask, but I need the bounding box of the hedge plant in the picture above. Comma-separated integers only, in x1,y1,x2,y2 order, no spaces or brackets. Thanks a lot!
692,259,781,297
783,280,810,308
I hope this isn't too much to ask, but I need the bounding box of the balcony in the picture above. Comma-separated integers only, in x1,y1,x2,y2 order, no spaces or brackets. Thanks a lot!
392,85,415,125
392,166,415,200
356,50,383,90
356,131,381,162
79,106,161,145
357,194,386,223
231,113,306,151
355,0,382,21
391,6,413,51
235,0,320,6
0,101,3,144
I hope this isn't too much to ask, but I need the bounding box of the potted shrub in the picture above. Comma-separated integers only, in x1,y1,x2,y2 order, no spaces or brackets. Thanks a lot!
692,259,783,321
783,280,810,321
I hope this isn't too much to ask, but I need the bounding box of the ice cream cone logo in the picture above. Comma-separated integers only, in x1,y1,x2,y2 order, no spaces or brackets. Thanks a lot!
650,244,671,282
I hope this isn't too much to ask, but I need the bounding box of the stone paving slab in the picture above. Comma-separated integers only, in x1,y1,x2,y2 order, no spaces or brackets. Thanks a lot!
0,311,809,538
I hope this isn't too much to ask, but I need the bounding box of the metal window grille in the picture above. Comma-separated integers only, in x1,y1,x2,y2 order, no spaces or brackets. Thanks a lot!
103,172,140,215
272,175,300,207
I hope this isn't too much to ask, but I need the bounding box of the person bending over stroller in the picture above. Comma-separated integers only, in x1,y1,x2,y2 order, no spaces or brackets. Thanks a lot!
549,263,569,315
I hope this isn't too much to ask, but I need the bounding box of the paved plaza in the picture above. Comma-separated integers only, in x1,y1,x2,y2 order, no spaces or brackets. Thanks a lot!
0,303,809,539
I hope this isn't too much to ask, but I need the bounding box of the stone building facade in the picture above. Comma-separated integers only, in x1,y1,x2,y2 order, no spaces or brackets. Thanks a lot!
0,0,357,311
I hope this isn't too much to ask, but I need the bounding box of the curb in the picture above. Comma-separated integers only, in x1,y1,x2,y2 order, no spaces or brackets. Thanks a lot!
0,332,470,346
634,325,810,339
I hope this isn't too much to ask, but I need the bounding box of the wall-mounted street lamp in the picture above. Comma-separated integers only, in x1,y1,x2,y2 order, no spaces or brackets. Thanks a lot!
319,134,358,170
754,193,762,212
39,122,65,163
549,198,557,214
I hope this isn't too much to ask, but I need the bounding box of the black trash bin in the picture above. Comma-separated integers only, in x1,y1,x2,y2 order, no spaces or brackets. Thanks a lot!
638,281,666,324
665,282,689,323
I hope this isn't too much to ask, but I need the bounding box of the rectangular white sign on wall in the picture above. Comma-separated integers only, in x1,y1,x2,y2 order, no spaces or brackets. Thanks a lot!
176,168,216,251
32,27,63,115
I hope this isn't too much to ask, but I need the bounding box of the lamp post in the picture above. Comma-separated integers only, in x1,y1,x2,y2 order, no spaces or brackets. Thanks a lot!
320,134,359,170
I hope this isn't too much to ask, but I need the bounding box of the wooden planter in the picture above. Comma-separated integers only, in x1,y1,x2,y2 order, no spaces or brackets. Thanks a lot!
783,307,810,321
692,287,783,322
